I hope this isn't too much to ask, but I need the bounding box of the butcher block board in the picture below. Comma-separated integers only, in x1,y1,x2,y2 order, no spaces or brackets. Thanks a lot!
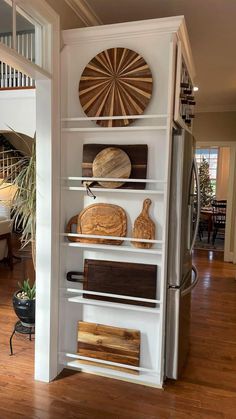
77,321,140,374
82,144,148,189
83,259,157,307
66,203,127,244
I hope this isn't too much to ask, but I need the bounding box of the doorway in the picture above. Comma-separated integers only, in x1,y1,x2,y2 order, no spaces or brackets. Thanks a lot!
194,142,236,262
0,0,60,382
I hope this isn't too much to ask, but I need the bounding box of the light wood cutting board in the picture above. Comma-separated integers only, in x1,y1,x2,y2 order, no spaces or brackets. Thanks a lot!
92,147,131,188
66,203,127,245
132,199,155,248
77,321,140,374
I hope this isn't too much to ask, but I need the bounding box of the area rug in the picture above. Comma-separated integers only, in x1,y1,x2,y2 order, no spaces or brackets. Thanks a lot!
194,236,224,251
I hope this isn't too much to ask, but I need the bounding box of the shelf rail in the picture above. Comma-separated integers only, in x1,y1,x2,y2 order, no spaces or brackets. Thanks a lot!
64,295,161,313
62,287,161,305
63,177,166,183
60,352,158,374
62,233,163,245
61,114,168,121
63,241,162,254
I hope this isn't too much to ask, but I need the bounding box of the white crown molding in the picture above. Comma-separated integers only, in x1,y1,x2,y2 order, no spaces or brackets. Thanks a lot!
196,104,236,113
65,0,103,26
177,18,196,80
63,15,185,44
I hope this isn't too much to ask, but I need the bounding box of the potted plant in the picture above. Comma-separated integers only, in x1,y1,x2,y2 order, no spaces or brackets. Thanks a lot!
13,279,36,326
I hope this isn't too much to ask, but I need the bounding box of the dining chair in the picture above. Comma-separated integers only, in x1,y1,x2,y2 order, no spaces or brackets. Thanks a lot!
211,200,227,245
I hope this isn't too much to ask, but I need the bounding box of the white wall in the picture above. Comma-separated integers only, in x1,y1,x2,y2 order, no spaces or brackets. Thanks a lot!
0,89,36,137
193,111,236,142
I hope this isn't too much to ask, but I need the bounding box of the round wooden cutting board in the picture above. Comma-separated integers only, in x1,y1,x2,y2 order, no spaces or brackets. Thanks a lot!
92,147,131,188
79,47,153,127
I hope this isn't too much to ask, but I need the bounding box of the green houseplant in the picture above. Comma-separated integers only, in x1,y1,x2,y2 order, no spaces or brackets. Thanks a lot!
0,131,36,267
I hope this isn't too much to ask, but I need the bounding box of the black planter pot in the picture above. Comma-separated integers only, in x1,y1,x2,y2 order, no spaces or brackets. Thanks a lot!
12,291,35,327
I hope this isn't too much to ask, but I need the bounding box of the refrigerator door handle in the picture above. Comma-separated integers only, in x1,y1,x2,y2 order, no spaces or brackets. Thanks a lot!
190,158,201,253
181,265,199,297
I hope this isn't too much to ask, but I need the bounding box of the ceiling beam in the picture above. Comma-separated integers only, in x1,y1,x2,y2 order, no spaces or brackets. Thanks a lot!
65,0,102,26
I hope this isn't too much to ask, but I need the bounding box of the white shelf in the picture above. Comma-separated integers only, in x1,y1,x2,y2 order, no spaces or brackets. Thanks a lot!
62,126,167,132
65,295,161,314
63,177,166,183
61,114,168,122
63,233,163,245
63,287,161,305
62,241,162,255
61,352,157,373
63,186,164,195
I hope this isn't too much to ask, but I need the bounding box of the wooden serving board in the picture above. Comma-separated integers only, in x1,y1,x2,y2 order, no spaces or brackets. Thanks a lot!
82,259,157,307
77,321,140,374
78,47,153,127
82,144,148,189
132,199,155,248
66,203,127,244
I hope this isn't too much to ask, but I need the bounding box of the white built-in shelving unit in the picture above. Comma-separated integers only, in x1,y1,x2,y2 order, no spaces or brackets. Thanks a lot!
59,16,194,387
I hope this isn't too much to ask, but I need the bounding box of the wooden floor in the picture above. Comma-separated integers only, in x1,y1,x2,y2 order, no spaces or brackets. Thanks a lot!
0,250,236,418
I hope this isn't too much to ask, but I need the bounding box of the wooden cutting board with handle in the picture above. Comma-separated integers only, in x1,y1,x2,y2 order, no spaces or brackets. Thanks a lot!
132,199,155,248
66,259,157,307
77,321,140,374
82,144,148,189
66,203,127,244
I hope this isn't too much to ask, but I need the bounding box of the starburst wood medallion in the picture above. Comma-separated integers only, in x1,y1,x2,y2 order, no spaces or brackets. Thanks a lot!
78,47,153,127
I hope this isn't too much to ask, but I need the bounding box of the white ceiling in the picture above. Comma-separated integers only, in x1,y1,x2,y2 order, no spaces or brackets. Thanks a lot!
86,0,236,112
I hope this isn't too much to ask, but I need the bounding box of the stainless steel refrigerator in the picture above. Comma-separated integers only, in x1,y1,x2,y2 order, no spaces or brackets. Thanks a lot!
165,128,200,380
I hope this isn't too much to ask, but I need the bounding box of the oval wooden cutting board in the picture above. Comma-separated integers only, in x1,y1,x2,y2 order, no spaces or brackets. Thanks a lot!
92,147,131,188
66,203,127,245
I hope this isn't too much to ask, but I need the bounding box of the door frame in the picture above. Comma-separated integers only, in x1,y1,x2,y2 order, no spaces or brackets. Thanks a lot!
196,141,236,262
0,0,60,382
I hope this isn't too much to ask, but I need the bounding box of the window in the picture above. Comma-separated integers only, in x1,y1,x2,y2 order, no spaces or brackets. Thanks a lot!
195,147,218,194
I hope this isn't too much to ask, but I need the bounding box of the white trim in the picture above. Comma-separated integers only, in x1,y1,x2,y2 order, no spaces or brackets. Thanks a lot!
63,16,185,44
0,40,51,80
176,19,196,80
225,251,233,263
0,88,35,99
65,0,102,26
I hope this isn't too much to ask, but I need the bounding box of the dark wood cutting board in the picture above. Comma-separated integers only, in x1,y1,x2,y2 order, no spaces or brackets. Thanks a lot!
67,259,157,307
82,144,148,189
77,321,140,374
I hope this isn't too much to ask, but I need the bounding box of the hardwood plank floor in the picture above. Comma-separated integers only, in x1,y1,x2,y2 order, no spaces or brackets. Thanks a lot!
0,249,236,418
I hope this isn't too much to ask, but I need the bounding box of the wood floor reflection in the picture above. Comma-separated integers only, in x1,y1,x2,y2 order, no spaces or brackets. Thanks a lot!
0,249,235,418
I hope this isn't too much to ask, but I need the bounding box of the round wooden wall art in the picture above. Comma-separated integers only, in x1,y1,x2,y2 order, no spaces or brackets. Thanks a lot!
78,47,153,127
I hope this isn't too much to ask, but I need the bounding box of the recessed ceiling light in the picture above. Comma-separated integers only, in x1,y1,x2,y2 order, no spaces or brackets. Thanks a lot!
193,86,199,92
